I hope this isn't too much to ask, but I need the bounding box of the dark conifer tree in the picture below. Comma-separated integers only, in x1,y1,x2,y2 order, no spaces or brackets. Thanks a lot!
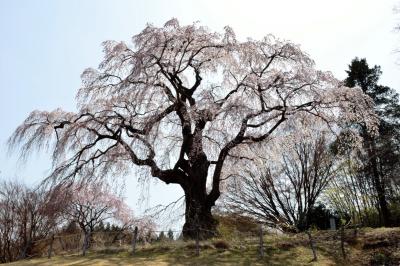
167,229,174,240
345,58,400,226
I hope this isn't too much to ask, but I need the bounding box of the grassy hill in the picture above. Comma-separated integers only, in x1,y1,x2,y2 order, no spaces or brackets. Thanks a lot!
8,227,400,265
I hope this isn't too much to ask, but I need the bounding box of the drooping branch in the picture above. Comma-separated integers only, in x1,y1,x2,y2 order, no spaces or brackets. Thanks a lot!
9,19,378,223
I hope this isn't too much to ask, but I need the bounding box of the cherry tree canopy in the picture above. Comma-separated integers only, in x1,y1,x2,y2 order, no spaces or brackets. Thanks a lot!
9,19,378,238
61,182,135,233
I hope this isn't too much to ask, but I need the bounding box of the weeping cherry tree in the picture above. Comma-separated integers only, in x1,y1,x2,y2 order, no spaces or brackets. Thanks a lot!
9,19,378,238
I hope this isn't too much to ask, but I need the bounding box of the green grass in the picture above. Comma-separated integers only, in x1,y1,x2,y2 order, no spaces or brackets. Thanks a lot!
8,227,400,265
8,246,336,266
8,241,336,265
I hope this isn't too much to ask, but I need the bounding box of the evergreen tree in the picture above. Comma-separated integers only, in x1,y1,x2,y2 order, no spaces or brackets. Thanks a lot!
345,58,400,226
96,220,105,232
64,221,79,234
157,231,166,242
105,222,111,232
167,229,174,240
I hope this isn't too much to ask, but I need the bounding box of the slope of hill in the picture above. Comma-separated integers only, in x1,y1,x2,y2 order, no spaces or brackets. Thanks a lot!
7,227,400,266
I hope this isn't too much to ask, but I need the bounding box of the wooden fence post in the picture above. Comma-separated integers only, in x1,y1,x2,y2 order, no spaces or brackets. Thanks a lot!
195,227,200,257
306,230,317,262
259,225,264,258
59,236,65,251
132,226,138,255
47,234,55,259
340,226,346,259
75,235,79,253
82,230,90,256
82,232,87,256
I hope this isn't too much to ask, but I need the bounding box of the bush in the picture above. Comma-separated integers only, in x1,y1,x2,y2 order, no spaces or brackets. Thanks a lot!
299,203,340,231
370,251,392,265
389,201,400,227
213,240,230,250
215,213,259,239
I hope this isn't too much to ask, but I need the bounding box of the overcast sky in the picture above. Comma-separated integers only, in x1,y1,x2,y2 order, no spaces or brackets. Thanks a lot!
0,0,399,229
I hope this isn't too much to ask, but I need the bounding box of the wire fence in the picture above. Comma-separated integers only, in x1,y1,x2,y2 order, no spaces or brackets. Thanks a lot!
18,223,362,263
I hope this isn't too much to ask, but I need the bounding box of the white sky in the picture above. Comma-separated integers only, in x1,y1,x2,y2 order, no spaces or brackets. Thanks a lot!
0,0,399,229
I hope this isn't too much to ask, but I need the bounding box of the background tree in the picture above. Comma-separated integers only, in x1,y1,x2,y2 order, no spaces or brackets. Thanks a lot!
326,156,382,227
9,19,377,238
225,129,337,232
344,58,400,226
0,181,65,262
62,182,134,247
306,203,340,230
167,229,174,240
157,231,166,242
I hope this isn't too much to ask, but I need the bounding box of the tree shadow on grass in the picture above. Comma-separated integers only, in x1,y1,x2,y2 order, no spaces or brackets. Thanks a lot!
12,242,335,266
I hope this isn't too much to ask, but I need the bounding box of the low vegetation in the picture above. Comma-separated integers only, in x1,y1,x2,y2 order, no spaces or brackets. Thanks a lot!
6,227,400,266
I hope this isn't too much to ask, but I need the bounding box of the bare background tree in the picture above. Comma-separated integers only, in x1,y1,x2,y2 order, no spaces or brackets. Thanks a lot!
0,181,65,262
9,19,377,238
225,129,337,232
326,157,381,227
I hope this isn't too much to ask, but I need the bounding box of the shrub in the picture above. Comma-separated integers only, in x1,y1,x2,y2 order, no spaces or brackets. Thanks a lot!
213,240,230,250
389,201,400,227
215,213,259,239
370,251,392,265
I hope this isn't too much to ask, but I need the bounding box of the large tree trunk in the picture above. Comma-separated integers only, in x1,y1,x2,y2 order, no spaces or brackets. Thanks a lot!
182,188,218,239
181,155,218,239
